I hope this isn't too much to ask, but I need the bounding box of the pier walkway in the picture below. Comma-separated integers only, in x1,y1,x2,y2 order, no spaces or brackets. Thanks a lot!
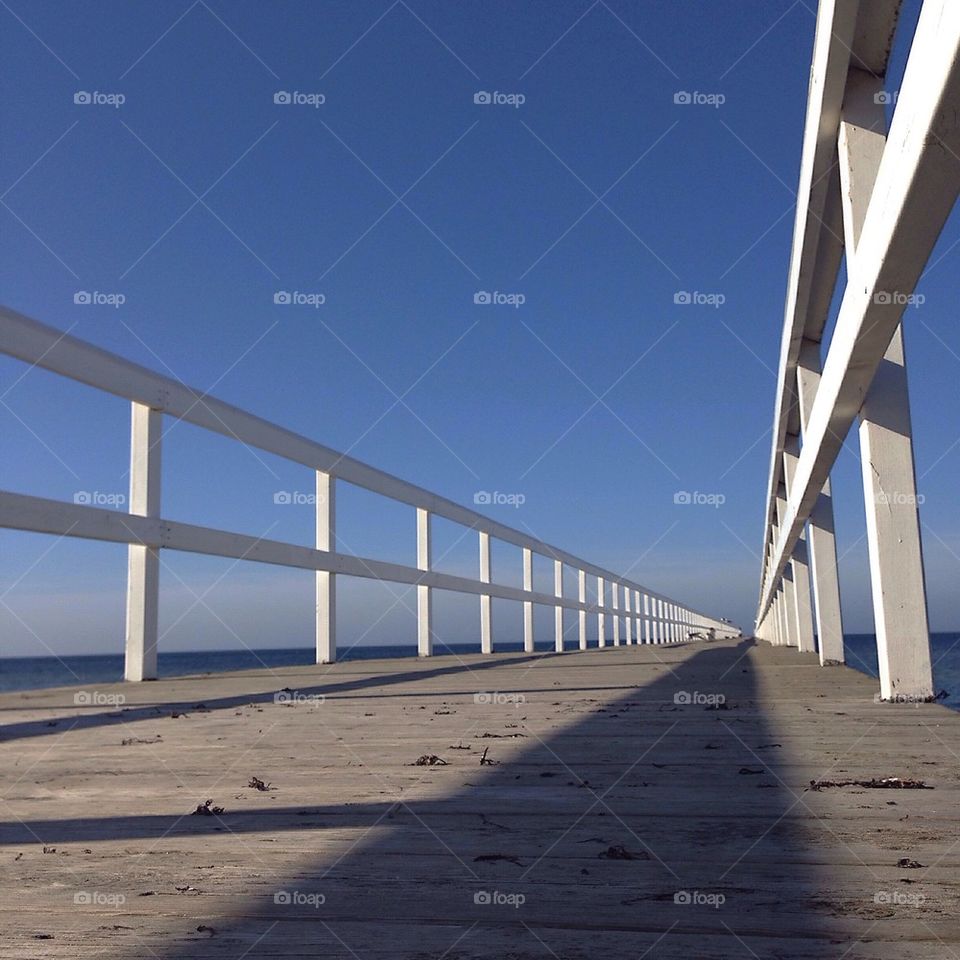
2,639,958,959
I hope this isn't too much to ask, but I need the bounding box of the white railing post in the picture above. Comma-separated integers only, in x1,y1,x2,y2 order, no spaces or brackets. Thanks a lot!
858,329,933,696
416,507,432,657
643,594,651,643
479,530,492,653
124,402,162,682
797,339,845,664
522,546,534,653
634,589,641,643
624,588,632,644
782,435,816,653
775,487,798,647
611,584,620,646
597,576,606,647
839,71,932,700
578,569,587,649
553,559,564,652
776,589,787,647
316,471,336,663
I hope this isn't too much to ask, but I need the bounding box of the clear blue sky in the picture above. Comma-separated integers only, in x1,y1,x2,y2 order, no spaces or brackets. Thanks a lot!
2,0,957,659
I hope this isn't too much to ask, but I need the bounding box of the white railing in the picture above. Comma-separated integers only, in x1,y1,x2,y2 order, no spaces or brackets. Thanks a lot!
0,306,738,681
756,0,960,699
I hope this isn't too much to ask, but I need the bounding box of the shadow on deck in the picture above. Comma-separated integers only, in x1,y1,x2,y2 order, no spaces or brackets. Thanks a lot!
3,639,955,959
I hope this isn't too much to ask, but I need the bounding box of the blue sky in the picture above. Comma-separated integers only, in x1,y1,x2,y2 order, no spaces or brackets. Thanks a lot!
2,0,958,659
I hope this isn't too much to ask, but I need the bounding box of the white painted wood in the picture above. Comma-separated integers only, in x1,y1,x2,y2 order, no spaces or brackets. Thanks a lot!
597,576,606,647
840,69,933,700
416,507,432,657
479,530,492,654
797,339,845,664
859,328,933,698
624,588,632,644
523,547,535,653
578,569,587,650
782,434,816,653
611,583,620,646
124,403,161,682
316,471,336,664
634,589,642,643
0,490,646,615
760,2,960,616
554,559,564,653
643,593,651,644
757,0,860,619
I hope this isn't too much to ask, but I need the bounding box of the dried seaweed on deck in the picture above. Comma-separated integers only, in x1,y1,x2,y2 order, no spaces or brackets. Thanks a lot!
598,844,649,861
412,755,447,766
473,853,522,865
808,777,931,791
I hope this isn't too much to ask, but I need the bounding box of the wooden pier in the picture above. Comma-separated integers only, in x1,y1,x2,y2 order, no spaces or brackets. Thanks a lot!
2,638,958,959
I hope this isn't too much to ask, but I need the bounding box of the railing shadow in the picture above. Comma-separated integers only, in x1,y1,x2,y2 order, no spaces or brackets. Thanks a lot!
0,651,560,744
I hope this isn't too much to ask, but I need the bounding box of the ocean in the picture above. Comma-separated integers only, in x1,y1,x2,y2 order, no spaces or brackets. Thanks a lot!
1,634,958,708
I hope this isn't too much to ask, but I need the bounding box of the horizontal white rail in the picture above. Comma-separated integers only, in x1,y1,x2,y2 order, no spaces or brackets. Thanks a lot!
1,306,715,615
0,307,738,678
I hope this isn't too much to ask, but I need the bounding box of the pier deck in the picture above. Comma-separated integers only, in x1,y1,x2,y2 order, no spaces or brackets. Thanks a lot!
1,638,958,958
